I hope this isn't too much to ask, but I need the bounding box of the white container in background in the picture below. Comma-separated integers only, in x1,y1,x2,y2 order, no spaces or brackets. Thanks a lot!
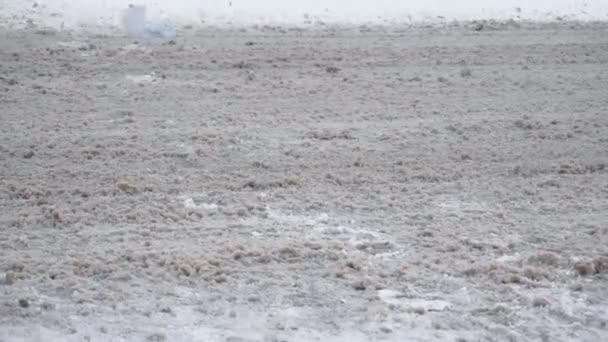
126,4,176,41
126,5,147,39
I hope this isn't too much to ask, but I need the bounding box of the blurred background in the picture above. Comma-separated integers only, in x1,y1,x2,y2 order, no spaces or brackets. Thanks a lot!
1,0,607,29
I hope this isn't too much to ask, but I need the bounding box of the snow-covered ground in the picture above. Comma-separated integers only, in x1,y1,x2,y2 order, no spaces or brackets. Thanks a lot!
1,8,607,342
0,0,608,342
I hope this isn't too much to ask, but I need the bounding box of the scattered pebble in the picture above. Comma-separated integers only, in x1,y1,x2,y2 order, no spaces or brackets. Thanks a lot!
431,322,443,330
472,22,484,31
179,265,194,277
352,280,367,291
23,150,35,159
460,68,472,78
146,333,167,342
438,76,450,83
41,302,55,311
418,230,433,238
570,282,583,292
18,298,29,308
345,260,361,271
380,324,393,333
214,275,228,283
160,306,173,314
325,66,340,74
412,306,426,315
115,181,139,194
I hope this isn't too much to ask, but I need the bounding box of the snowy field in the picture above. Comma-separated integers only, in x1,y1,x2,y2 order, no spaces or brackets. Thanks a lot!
1,12,608,342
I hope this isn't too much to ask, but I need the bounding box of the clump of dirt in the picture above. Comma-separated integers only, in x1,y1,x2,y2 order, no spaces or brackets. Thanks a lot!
7,183,48,200
523,267,548,281
460,68,472,78
528,252,560,267
574,261,595,276
532,297,550,308
325,66,340,74
593,256,608,273
232,61,254,69
574,255,608,276
115,181,139,194
275,246,302,261
463,262,553,285
242,177,302,190
306,129,354,141
438,76,450,83
344,260,362,271
146,333,167,342
558,162,606,175
351,279,369,291
18,298,29,308
411,306,426,315
514,119,543,130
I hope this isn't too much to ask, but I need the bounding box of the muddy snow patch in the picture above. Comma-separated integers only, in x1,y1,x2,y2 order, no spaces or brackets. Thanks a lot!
57,41,84,48
434,194,493,215
266,208,331,227
179,194,220,211
126,74,156,83
314,224,397,255
378,289,452,312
